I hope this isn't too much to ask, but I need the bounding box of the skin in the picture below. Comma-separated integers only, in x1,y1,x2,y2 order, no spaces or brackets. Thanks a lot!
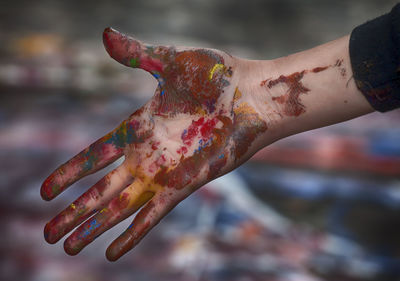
41,28,374,261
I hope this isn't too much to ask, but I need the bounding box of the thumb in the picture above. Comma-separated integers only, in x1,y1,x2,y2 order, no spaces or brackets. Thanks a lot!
103,27,165,76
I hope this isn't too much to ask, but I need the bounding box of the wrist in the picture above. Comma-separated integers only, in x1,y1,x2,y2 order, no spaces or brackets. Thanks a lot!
239,35,374,147
236,58,293,143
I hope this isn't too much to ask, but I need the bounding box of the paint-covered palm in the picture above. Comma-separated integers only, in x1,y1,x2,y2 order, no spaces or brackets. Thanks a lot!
41,28,269,261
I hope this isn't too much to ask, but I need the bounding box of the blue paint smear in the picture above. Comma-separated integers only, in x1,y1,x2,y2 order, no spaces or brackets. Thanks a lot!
81,158,93,172
218,153,225,159
205,98,216,113
160,90,165,96
80,147,98,173
181,129,188,140
104,124,128,148
104,122,144,148
194,138,213,154
81,218,102,238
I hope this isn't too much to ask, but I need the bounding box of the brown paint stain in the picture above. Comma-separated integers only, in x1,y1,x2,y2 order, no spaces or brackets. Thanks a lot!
207,151,228,179
153,49,231,115
233,103,267,160
335,59,343,67
262,71,310,116
260,59,349,117
334,59,346,78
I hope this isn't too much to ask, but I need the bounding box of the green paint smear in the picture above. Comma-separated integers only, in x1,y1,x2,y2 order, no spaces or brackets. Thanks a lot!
79,146,100,174
105,123,129,148
130,58,140,68
51,184,62,196
104,121,149,148
77,207,87,217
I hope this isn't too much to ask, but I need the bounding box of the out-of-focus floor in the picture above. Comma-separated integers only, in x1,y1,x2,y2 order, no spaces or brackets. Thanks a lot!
1,1,400,281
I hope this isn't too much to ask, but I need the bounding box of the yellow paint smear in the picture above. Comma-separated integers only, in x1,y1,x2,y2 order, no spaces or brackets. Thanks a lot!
234,102,258,115
124,168,165,209
70,203,76,209
208,63,226,80
195,107,207,115
233,87,242,103
131,191,155,209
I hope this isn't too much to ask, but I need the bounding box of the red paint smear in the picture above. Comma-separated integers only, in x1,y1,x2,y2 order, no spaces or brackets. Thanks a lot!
312,66,328,73
149,154,168,173
44,219,61,244
151,141,159,150
156,155,167,166
40,175,55,201
139,56,164,74
181,117,219,147
177,146,188,155
181,117,204,146
200,118,218,139
110,192,130,211
102,28,116,57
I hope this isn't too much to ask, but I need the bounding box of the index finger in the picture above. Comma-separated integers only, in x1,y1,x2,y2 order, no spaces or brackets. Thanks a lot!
40,121,128,201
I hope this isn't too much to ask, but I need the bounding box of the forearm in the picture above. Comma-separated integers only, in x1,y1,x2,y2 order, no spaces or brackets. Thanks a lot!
244,35,374,140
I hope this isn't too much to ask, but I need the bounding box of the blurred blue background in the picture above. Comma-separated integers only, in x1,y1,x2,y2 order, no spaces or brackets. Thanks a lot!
1,1,400,280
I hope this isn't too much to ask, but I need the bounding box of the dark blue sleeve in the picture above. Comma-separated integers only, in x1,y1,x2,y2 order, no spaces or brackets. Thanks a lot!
349,4,400,112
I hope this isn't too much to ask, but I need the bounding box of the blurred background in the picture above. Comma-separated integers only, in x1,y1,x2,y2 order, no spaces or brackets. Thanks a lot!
1,0,400,280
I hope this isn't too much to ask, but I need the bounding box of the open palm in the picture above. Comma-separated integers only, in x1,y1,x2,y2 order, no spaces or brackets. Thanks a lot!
41,27,269,261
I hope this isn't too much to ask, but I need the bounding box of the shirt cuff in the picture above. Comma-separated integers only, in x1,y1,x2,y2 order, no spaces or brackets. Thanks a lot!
349,4,400,112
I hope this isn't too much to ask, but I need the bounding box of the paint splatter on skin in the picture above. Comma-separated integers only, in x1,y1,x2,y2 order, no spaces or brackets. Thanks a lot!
260,60,345,116
261,71,310,116
334,59,347,78
42,27,276,261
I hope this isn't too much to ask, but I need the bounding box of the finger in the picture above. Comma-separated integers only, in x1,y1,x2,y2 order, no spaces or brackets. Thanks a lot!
105,189,188,261
103,27,166,76
41,120,128,201
63,180,155,256
44,164,133,244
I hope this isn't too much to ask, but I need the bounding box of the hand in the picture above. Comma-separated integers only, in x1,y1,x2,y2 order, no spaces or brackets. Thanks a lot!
41,27,277,261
